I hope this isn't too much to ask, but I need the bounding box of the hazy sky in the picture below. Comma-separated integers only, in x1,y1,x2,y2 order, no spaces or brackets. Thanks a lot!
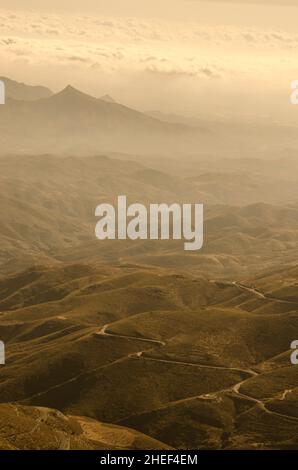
1,1,297,120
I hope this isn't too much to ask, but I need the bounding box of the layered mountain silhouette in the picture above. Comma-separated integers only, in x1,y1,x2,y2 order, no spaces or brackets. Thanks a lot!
1,77,296,158
0,82,208,155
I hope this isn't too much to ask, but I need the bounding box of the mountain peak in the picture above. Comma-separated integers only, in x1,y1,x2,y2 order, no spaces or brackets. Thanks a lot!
51,85,97,104
100,94,116,104
60,85,86,96
64,84,75,91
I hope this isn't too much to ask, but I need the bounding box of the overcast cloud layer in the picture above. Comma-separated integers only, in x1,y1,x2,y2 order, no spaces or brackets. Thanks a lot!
0,4,297,119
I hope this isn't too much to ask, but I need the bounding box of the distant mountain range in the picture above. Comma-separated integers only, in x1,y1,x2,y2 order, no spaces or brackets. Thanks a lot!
1,76,297,158
0,77,210,155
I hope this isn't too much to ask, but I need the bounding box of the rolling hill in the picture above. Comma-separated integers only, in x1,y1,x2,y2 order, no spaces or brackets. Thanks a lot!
0,154,298,279
0,261,297,449
0,403,170,450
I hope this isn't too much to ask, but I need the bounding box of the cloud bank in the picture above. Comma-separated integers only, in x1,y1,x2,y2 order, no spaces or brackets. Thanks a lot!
0,8,296,114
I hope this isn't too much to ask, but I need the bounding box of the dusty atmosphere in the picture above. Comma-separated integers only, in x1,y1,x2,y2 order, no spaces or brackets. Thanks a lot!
0,0,298,452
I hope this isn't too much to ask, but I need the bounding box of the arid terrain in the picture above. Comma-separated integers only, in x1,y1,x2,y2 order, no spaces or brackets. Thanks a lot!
0,78,297,450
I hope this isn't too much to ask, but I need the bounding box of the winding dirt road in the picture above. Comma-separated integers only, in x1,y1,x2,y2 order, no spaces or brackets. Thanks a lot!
22,317,298,427
232,281,266,299
97,324,165,347
99,323,298,425
231,281,296,304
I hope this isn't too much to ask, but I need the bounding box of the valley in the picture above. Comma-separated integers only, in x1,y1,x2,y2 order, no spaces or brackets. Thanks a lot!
0,82,297,450
0,251,297,449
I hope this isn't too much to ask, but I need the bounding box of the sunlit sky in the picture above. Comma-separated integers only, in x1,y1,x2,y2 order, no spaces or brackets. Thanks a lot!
1,1,298,120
